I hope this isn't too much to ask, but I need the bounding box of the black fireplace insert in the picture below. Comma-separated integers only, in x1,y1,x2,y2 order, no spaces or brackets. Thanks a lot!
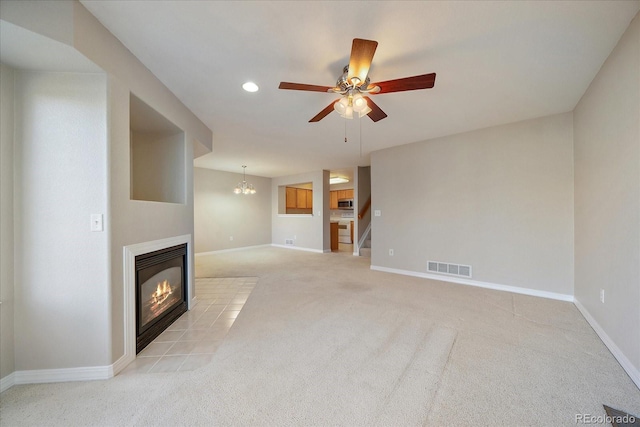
135,243,187,353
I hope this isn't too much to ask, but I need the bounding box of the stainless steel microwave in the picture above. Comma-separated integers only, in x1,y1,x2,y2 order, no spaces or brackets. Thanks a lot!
338,199,354,209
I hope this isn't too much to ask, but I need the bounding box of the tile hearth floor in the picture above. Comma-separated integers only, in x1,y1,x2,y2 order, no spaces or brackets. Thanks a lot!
119,276,257,375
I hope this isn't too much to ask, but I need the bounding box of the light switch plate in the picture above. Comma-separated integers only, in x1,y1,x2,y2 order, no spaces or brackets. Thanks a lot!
91,214,104,232
374,210,381,217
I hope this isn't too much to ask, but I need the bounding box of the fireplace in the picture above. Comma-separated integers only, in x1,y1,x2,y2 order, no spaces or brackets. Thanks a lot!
135,243,187,353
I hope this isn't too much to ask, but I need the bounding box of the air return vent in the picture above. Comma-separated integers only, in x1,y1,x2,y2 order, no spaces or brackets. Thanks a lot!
285,239,294,245
427,260,472,278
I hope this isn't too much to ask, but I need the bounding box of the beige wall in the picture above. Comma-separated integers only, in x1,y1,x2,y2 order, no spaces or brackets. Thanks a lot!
371,112,575,296
0,0,213,374
70,0,212,364
356,166,371,244
13,71,110,370
0,64,15,381
131,131,186,204
272,170,329,252
194,168,272,253
107,75,201,363
574,13,639,379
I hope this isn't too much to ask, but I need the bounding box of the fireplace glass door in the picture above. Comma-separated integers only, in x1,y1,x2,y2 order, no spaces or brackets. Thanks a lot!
135,244,187,353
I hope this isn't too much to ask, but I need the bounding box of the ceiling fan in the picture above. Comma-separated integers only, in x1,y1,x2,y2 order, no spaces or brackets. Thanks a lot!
279,38,436,123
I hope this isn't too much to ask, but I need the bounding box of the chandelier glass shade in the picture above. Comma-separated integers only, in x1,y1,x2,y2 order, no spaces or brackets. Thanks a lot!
234,165,256,195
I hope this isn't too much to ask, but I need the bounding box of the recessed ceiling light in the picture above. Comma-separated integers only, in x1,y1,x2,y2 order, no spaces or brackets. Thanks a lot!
242,81,259,92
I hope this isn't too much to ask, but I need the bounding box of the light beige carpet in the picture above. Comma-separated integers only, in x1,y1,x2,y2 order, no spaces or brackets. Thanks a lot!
1,247,639,426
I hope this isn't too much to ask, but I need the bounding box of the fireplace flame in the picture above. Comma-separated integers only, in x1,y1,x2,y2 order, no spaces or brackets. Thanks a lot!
151,280,173,305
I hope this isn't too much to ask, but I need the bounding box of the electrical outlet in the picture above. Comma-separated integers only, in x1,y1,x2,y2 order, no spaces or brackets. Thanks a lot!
389,249,394,256
374,210,381,217
600,289,605,303
229,236,233,241
294,235,297,240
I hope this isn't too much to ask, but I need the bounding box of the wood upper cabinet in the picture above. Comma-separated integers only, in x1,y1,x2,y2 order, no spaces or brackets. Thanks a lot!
331,189,353,209
286,186,313,212
296,188,307,208
286,187,297,209
330,191,338,209
306,189,313,209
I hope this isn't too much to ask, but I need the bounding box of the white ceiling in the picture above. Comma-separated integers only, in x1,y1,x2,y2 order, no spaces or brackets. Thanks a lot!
80,0,639,178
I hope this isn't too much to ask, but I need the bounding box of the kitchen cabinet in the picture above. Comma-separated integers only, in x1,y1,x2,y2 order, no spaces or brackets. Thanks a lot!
296,188,307,208
330,189,354,210
336,189,354,201
330,222,339,251
330,191,338,209
285,186,312,213
286,187,297,209
351,221,354,244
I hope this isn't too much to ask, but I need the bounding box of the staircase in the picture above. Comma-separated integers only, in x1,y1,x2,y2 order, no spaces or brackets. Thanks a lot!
359,237,371,258
357,196,372,258
358,224,372,258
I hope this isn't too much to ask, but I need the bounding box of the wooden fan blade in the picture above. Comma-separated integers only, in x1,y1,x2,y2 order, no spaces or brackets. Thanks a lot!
309,100,339,122
370,73,436,94
347,38,378,87
279,82,334,92
363,96,387,122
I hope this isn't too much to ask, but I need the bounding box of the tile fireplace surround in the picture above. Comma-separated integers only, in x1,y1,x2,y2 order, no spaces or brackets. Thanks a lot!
120,276,257,373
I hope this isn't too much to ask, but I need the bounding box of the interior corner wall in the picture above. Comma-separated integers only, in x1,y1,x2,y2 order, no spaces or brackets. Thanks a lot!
371,112,575,296
194,168,272,253
0,64,16,380
573,12,640,380
13,70,110,370
108,76,197,362
131,131,186,204
272,170,327,251
72,0,212,364
357,166,371,244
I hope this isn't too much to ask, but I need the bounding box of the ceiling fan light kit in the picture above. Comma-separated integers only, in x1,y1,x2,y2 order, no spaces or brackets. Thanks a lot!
279,38,436,123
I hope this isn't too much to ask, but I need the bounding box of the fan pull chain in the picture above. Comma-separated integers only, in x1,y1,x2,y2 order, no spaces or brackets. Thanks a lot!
344,120,348,143
360,115,363,157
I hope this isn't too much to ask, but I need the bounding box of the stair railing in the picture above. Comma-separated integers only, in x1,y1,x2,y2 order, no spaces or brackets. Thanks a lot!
357,222,372,255
358,196,371,219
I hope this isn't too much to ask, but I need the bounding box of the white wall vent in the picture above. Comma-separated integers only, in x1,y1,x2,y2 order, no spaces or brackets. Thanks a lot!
427,260,472,278
285,239,294,245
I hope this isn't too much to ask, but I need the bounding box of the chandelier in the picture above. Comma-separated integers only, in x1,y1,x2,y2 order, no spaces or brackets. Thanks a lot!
233,165,256,195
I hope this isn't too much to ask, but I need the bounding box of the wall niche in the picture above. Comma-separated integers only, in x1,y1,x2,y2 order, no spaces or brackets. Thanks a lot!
130,93,185,204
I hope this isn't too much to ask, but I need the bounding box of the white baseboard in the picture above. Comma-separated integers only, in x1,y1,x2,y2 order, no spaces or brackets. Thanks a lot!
370,265,574,302
574,298,640,390
271,244,324,253
11,365,112,388
0,372,15,393
195,244,271,257
0,356,139,393
111,353,135,377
